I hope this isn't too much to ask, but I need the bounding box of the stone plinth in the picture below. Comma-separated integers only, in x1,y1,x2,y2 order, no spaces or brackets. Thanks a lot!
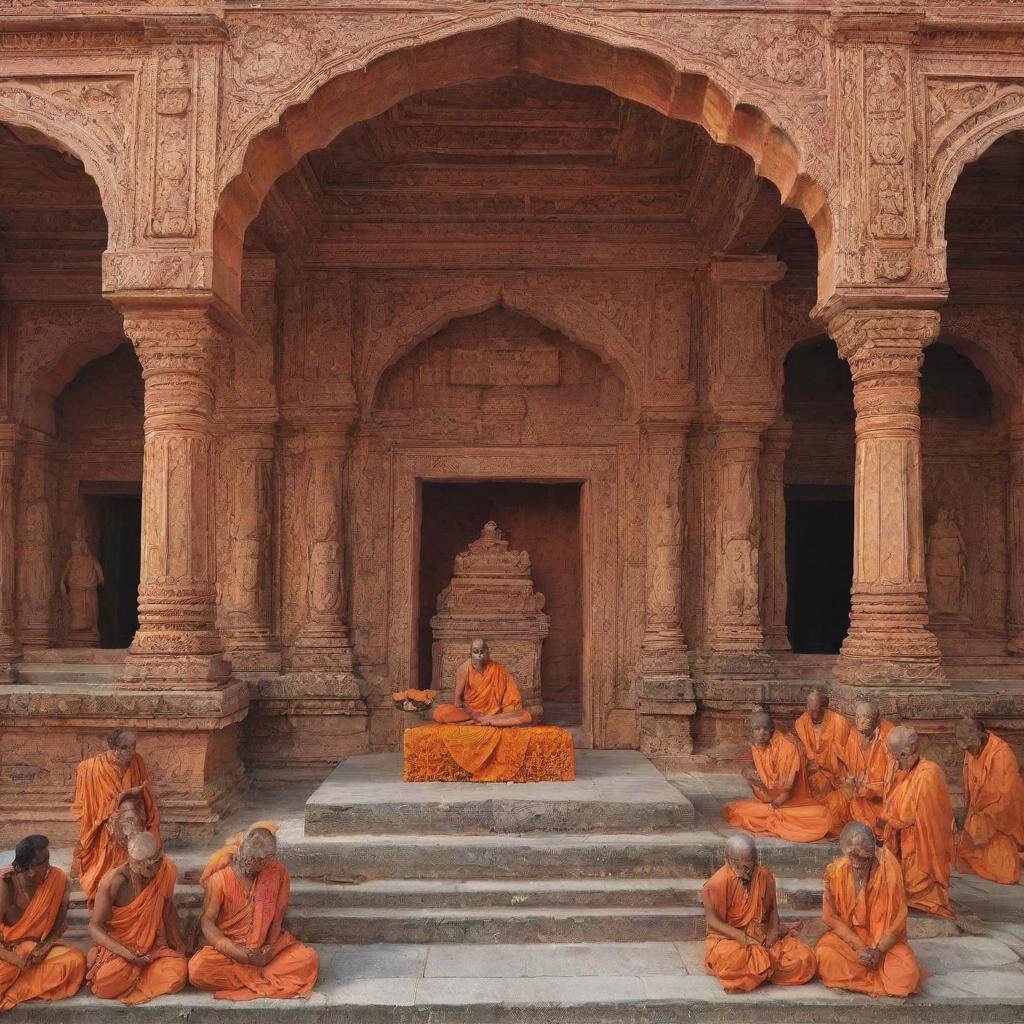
430,522,549,720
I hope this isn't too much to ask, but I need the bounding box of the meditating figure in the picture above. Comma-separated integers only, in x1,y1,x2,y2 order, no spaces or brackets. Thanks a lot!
955,717,1024,885
839,701,894,840
0,835,85,1012
723,711,837,842
880,726,955,919
86,833,187,1005
817,821,922,997
433,638,532,726
702,834,816,992
189,823,319,1001
71,728,160,904
793,687,850,807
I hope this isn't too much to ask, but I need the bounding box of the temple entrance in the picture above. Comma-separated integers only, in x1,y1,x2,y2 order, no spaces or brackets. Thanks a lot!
785,487,853,654
418,481,583,724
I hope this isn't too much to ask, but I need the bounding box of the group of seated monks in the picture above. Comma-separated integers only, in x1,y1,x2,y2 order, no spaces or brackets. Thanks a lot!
703,824,924,997
0,728,318,1012
723,690,1024,929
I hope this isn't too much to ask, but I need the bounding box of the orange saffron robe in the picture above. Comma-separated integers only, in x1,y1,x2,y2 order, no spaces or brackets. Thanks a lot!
71,751,160,902
723,731,838,843
189,861,318,1001
86,858,187,1005
433,660,525,723
883,757,955,919
839,720,894,840
794,709,851,798
817,847,921,998
956,732,1024,885
702,863,816,993
0,867,85,1012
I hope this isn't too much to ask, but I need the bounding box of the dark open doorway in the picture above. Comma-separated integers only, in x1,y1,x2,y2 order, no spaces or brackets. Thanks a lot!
81,488,141,649
418,482,583,723
785,485,853,654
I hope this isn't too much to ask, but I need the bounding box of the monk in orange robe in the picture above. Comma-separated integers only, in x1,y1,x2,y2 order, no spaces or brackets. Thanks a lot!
71,728,160,903
955,718,1024,885
723,712,838,843
702,834,816,992
86,833,187,1004
433,638,532,726
793,687,850,800
189,824,318,1000
0,835,85,1012
880,726,955,920
838,701,894,841
817,821,922,997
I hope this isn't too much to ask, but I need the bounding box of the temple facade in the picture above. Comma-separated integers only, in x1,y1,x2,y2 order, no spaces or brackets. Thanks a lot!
1,0,1023,843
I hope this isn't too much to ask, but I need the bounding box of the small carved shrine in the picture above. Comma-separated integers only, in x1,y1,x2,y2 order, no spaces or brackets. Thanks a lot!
430,522,549,721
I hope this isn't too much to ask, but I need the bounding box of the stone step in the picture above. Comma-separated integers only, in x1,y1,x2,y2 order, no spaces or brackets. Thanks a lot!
277,823,840,881
1,940,1020,1024
304,751,695,835
13,662,122,686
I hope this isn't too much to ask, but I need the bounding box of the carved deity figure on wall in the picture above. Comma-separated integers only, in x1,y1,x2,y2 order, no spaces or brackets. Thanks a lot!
61,537,104,638
926,508,968,617
648,497,682,627
304,457,343,621
717,536,759,625
21,495,56,625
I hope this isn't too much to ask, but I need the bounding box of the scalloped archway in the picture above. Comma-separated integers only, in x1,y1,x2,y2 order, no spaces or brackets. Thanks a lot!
216,16,834,310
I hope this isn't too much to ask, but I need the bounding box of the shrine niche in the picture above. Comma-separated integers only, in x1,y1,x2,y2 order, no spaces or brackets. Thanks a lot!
430,522,549,723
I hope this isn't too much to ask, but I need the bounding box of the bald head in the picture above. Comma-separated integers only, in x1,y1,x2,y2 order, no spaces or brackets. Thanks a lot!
887,725,920,772
469,637,490,670
237,827,277,879
749,711,774,748
854,700,881,737
127,832,158,860
955,717,987,756
805,687,828,724
840,821,877,873
724,833,758,883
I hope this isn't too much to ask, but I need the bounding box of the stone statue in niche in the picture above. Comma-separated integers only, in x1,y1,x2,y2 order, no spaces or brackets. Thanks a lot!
61,536,104,645
927,507,968,617
718,536,759,625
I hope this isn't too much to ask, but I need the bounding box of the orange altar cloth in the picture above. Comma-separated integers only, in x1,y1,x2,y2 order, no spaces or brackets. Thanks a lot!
403,724,575,783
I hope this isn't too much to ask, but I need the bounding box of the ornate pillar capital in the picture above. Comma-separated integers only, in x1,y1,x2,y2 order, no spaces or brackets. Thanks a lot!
827,308,939,364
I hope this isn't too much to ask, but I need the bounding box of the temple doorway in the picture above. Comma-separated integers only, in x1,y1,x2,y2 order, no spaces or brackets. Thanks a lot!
418,482,583,724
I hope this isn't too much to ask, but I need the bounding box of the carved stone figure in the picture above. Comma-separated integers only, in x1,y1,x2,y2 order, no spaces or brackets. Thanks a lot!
61,537,105,643
927,508,968,618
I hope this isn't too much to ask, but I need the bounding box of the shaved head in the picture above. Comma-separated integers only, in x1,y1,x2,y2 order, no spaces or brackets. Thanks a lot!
854,700,881,736
127,832,159,860
725,834,757,860
239,827,276,860
723,833,758,883
955,717,987,756
840,821,875,851
887,725,920,772
749,711,773,748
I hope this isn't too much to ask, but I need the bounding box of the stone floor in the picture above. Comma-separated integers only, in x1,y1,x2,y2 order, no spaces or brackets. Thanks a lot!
1,754,1022,1022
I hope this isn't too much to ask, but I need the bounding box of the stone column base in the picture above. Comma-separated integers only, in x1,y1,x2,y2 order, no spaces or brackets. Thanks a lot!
120,651,232,691
835,631,946,687
702,650,777,680
638,674,696,759
242,671,369,781
0,681,249,847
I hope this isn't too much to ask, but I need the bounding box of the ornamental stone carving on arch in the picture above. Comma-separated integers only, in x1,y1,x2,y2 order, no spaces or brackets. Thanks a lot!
356,273,646,414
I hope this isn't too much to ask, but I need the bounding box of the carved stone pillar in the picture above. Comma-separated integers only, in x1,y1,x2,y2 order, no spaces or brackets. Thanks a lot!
705,419,774,676
219,419,279,672
0,427,20,680
637,418,695,757
1007,424,1024,655
829,309,944,686
120,307,229,690
287,419,358,682
17,435,57,650
760,419,793,652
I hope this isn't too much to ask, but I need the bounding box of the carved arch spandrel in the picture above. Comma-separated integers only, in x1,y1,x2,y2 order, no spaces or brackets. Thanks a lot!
358,279,644,416
216,13,834,309
0,76,136,250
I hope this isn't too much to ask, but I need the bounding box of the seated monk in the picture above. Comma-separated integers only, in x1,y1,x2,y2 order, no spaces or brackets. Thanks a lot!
189,824,318,1001
432,639,532,726
723,712,838,843
955,717,1024,885
86,833,187,1005
0,836,85,1012
839,701,894,841
793,686,850,801
880,726,955,920
72,728,160,904
702,834,816,993
817,821,922,998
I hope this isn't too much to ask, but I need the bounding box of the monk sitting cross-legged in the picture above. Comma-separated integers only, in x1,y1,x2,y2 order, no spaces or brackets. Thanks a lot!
955,717,1024,885
817,821,922,998
880,726,955,920
432,638,532,726
702,834,816,993
189,824,318,1001
723,712,838,843
839,701,895,841
793,687,850,801
0,835,85,1013
86,833,187,1005
71,728,160,904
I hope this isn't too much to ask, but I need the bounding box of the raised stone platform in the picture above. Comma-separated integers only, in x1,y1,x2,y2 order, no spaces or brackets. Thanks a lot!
304,750,695,835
